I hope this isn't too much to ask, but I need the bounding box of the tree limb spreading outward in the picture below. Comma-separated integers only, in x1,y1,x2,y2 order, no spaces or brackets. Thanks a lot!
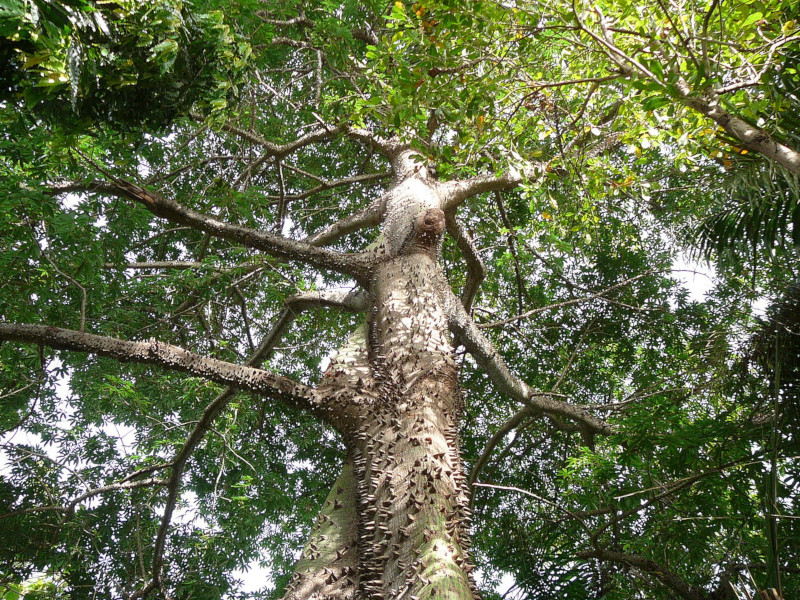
577,549,706,600
0,324,315,412
49,178,374,283
442,288,612,436
92,289,363,600
569,9,800,177
445,212,486,312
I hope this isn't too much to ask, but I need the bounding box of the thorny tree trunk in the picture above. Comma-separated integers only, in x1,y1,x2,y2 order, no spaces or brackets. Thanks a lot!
281,155,479,600
0,138,609,598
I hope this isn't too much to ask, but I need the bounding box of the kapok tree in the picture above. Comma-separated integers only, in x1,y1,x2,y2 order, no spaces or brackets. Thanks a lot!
1,1,798,599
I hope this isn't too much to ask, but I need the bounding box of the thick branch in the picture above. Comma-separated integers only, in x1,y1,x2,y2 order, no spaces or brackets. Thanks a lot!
443,292,612,435
53,179,373,282
0,324,313,409
681,93,800,176
438,162,545,210
288,288,369,313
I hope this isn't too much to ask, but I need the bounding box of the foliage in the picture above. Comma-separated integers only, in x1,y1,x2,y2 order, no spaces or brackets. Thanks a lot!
0,0,257,127
1,0,799,599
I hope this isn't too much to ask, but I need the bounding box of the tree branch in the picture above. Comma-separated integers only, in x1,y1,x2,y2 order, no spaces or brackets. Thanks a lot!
51,178,373,282
438,162,546,210
0,477,169,521
216,120,344,158
0,324,314,409
478,270,658,329
305,195,387,247
493,191,527,315
135,293,347,598
577,548,706,600
445,213,486,312
468,405,539,486
443,291,612,435
287,288,369,313
680,92,800,176
568,9,800,176
265,170,391,203
474,482,594,535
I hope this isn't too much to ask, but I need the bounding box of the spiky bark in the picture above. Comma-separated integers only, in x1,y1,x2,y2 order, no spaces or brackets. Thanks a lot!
281,154,479,600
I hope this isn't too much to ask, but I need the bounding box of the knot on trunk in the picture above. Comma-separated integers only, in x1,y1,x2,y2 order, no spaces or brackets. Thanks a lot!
412,207,445,248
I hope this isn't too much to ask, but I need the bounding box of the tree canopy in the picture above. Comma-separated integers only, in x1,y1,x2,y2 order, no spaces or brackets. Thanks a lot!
0,1,798,599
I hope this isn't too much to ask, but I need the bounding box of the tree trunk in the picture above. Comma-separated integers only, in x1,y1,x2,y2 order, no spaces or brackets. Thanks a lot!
281,156,479,600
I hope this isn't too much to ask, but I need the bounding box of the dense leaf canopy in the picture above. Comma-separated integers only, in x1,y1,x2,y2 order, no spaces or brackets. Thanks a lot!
0,0,798,599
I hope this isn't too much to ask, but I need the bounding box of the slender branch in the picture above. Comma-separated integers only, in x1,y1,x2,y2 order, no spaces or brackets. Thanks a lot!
445,213,486,312
552,321,594,393
493,191,527,315
714,34,800,94
572,3,664,84
34,239,88,332
468,405,539,485
103,261,210,270
443,289,611,435
275,160,287,230
101,261,265,275
478,270,657,329
0,477,168,521
265,170,391,203
523,73,620,92
653,0,702,71
0,379,42,434
217,120,344,157
232,285,256,353
473,482,593,535
254,12,313,27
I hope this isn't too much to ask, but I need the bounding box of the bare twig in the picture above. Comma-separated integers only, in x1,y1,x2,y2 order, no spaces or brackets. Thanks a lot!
478,270,657,329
